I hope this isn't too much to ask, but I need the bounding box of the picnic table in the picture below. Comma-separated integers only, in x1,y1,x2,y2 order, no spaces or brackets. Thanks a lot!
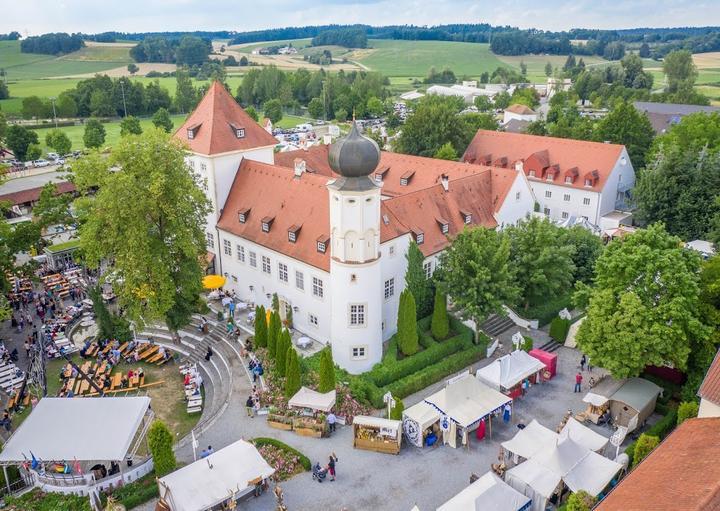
139,345,159,360
63,364,73,378
109,373,122,390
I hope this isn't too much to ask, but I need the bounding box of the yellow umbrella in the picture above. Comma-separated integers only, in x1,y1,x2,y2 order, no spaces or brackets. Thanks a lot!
203,274,226,289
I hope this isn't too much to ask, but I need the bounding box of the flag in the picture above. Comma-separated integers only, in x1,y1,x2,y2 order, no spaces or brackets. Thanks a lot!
30,452,39,470
73,458,83,475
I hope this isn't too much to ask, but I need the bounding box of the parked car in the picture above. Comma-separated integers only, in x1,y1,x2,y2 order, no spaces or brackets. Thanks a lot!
47,152,59,161
55,158,66,165
33,159,51,167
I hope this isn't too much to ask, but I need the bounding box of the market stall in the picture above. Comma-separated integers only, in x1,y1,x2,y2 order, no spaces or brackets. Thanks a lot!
424,373,512,448
581,377,662,431
352,416,402,454
402,400,441,447
528,349,558,380
288,386,336,413
157,439,275,511
476,350,546,397
437,471,531,511
559,417,609,453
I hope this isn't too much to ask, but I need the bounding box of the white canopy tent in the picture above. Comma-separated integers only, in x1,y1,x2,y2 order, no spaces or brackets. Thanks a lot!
559,417,609,453
424,374,511,429
288,387,336,413
501,420,558,461
505,437,622,511
0,397,151,464
402,401,441,447
476,350,546,391
437,471,531,511
157,439,275,511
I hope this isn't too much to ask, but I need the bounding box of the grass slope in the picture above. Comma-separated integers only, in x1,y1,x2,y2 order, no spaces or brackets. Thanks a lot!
496,54,608,82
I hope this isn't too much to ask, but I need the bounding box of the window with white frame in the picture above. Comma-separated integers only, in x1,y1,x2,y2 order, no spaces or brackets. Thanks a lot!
200,163,207,173
249,251,257,268
309,314,318,327
583,197,591,206
562,211,569,219
188,159,196,170
563,194,571,202
296,271,304,290
278,262,288,282
545,190,552,198
262,256,271,274
544,207,550,216
384,278,394,300
423,261,433,279
565,176,573,184
389,245,395,257
312,277,324,298
206,232,214,248
317,240,326,253
237,245,245,262
349,304,366,326
351,346,366,359
223,239,231,256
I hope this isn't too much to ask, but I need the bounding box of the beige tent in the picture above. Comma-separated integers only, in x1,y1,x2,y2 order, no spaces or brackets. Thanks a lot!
288,387,336,413
402,401,441,447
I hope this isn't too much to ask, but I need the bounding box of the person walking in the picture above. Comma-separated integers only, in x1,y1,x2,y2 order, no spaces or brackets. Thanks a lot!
246,396,255,418
327,453,337,482
205,346,213,362
580,354,587,372
574,372,583,393
327,412,337,433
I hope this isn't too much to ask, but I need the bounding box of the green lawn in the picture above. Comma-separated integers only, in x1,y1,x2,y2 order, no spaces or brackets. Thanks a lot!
496,54,609,82
31,114,187,153
273,113,315,128
352,39,509,79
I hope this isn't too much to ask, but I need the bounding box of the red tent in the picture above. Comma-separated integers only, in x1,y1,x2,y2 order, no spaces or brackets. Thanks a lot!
529,349,557,380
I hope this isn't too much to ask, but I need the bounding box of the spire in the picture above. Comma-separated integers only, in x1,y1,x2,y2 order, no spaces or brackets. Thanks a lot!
327,122,380,179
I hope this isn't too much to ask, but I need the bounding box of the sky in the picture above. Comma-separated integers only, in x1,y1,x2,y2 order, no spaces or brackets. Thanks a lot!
1,0,718,36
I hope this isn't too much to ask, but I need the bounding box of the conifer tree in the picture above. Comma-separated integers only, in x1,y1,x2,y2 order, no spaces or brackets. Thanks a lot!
276,328,291,377
318,348,336,393
430,288,450,340
272,292,280,313
285,347,301,398
268,310,280,359
254,305,267,348
405,242,433,317
398,289,419,355
147,420,176,476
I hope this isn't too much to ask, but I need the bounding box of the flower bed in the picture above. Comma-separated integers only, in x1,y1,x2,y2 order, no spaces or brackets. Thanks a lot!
252,438,310,481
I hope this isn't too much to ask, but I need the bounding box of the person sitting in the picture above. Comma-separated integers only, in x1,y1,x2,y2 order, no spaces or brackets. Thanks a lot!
137,367,144,380
120,375,129,389
184,373,191,386
598,409,612,426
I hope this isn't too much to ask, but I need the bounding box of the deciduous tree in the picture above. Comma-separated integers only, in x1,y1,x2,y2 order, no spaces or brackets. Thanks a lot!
560,225,604,283
575,224,708,378
263,99,283,124
120,115,142,137
595,99,654,169
147,420,177,476
394,95,468,157
73,127,211,329
5,125,38,161
433,142,457,161
151,107,173,133
83,119,106,149
45,129,71,156
662,49,698,93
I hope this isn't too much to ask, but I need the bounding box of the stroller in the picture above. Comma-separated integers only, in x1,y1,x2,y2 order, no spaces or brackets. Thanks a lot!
312,462,327,483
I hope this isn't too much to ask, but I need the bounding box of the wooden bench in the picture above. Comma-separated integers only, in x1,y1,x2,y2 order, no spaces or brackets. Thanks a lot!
109,373,122,391
118,342,129,354
139,345,159,360
101,343,113,355
147,352,164,364
86,345,98,357
157,356,170,366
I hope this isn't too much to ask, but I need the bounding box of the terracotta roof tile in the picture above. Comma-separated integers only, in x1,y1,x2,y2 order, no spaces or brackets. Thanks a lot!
596,418,720,511
0,181,75,206
174,82,278,156
462,130,625,192
698,349,720,406
506,104,536,115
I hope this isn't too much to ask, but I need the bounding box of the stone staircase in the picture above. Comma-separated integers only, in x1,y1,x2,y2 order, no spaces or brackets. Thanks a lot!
480,314,516,337
537,338,564,353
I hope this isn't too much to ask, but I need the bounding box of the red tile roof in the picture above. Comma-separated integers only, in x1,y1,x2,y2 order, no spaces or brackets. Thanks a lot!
0,181,75,206
462,130,625,192
595,418,720,511
699,349,720,406
174,82,278,156
506,104,536,115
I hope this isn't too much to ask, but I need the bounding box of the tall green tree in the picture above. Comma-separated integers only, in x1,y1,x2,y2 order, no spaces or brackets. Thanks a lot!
83,119,106,149
404,242,433,318
544,61,553,77
318,348,336,393
5,125,38,161
45,129,72,156
175,68,198,114
575,223,708,378
635,145,720,241
430,288,450,340
662,49,698,93
506,216,575,309
151,107,174,133
26,144,42,161
120,115,142,137
595,100,655,169
434,142,457,160
560,225,604,284
389,396,405,420
245,105,259,122
73,127,211,328
284,347,301,398
394,95,469,157
34,182,74,229
276,328,291,377
397,289,419,356
147,420,177,476
263,99,283,124
267,310,280,359
254,305,268,348
436,227,518,329
651,112,720,156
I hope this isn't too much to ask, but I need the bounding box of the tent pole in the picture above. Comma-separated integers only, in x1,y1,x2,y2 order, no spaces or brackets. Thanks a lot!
489,415,492,439
3,465,11,494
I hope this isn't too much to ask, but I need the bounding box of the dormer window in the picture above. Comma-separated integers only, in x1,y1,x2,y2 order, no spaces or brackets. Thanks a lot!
565,176,573,184
236,128,245,138
460,210,472,224
187,129,194,140
528,170,536,177
261,216,274,233
187,123,200,140
317,235,329,253
400,170,415,186
288,225,301,243
436,217,449,235
375,167,389,182
546,172,554,181
412,228,424,245
238,208,250,223
584,179,592,187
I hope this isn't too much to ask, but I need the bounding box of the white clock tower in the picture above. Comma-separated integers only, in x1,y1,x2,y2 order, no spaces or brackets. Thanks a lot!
327,123,384,374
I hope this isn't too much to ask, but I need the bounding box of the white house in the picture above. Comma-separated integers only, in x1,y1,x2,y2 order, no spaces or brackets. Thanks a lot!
503,104,538,124
462,130,636,228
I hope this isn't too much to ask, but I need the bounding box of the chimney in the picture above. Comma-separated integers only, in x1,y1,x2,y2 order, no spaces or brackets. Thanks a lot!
294,158,306,177
515,160,524,172
323,134,332,145
440,174,449,192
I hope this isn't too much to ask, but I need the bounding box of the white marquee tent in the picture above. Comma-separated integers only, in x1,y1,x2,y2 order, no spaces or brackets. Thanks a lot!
476,350,546,391
505,437,622,511
437,471,531,511
402,401,441,447
157,439,275,511
559,417,609,452
288,387,336,413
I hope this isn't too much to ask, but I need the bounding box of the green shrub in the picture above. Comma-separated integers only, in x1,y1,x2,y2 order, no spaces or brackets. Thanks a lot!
5,489,91,511
430,289,450,340
549,316,571,342
525,293,573,326
107,472,159,509
147,420,176,476
655,401,670,415
389,396,405,420
647,408,678,438
676,401,699,426
383,334,399,363
318,348,336,393
632,433,659,468
251,438,311,470
419,330,436,349
275,328,291,377
522,335,534,352
566,490,597,511
398,289,419,355
254,305,267,348
285,347,301,398
268,310,280,359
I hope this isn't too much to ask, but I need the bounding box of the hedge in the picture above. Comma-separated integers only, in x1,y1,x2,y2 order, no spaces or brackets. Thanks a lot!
525,293,573,327
251,437,311,471
549,317,570,342
106,472,159,509
383,334,398,364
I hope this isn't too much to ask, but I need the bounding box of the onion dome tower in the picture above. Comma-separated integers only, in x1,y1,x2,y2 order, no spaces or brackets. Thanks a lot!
326,122,384,374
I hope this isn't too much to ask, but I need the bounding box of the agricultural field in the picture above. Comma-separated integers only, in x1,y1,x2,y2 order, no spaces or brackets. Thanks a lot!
495,54,609,82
